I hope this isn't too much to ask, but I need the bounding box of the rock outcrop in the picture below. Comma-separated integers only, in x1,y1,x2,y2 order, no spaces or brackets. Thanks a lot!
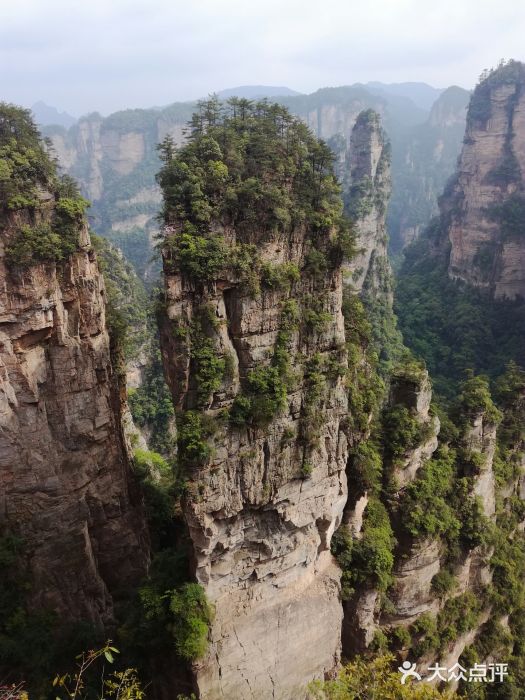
341,368,441,653
441,61,525,299
0,188,148,626
161,229,348,700
158,104,351,699
340,365,510,671
343,110,391,294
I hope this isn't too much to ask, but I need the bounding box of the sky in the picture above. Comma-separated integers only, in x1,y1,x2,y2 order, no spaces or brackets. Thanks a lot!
1,0,525,117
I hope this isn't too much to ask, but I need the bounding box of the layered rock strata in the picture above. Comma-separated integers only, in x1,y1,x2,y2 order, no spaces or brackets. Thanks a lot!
343,110,391,294
0,202,148,626
343,369,504,669
161,239,349,698
158,108,351,698
442,61,525,299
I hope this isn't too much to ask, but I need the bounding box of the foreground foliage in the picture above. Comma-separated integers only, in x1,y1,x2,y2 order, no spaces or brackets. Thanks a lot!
309,655,459,699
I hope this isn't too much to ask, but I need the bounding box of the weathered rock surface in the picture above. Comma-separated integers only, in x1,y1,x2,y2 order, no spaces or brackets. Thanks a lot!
343,110,391,294
442,62,525,298
160,218,349,697
342,587,379,654
390,370,440,490
0,207,148,626
196,553,342,700
342,369,441,651
385,539,442,624
464,412,497,518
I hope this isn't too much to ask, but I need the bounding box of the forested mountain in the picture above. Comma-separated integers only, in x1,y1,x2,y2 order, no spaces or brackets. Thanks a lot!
365,81,444,110
2,60,525,700
41,82,466,284
31,100,77,128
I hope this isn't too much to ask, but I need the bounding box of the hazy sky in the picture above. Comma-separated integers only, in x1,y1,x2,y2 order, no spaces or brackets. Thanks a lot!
1,0,524,116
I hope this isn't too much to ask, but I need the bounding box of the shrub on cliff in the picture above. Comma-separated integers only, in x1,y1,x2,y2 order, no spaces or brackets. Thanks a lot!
230,365,287,427
0,104,89,267
157,98,353,282
0,102,55,211
169,584,213,661
382,404,426,460
332,498,395,598
469,60,525,127
455,374,502,425
400,447,460,540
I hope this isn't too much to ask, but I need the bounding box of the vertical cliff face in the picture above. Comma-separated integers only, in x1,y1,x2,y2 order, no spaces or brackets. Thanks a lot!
340,110,403,371
343,109,391,295
336,358,525,680
442,61,525,298
158,102,351,699
0,107,148,628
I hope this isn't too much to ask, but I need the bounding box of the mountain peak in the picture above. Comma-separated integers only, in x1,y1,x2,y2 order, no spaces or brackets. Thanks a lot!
31,101,77,128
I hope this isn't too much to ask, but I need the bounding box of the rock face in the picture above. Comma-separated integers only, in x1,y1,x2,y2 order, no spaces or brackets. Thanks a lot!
389,370,439,490
341,368,441,653
343,110,391,294
157,105,351,698
342,366,506,669
386,539,442,624
161,242,348,699
441,62,525,299
0,205,148,625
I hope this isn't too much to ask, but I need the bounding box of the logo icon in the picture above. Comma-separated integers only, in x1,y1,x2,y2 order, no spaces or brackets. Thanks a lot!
398,661,422,685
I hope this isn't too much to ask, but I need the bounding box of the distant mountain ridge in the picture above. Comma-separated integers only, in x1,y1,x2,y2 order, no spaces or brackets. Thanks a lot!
364,81,445,111
216,85,302,99
31,100,77,128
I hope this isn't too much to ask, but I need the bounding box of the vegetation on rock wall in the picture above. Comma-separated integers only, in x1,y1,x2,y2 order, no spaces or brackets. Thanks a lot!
5,69,525,697
396,234,525,399
0,106,209,697
388,79,525,687
91,234,150,360
469,59,525,127
0,103,88,266
157,96,352,238
158,96,355,451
